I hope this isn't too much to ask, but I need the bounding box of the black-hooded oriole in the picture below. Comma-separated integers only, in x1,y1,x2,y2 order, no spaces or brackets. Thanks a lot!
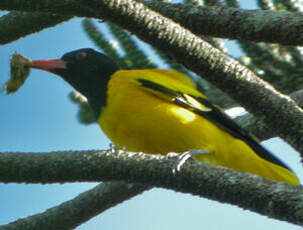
30,48,300,185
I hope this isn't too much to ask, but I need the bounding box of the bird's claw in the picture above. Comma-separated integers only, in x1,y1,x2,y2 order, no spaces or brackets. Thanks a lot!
171,149,211,173
109,143,126,154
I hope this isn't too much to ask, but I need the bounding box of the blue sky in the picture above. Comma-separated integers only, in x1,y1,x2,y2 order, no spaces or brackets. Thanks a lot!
1,3,303,230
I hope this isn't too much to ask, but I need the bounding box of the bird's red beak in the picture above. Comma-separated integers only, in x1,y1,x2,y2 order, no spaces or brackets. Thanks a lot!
31,59,67,74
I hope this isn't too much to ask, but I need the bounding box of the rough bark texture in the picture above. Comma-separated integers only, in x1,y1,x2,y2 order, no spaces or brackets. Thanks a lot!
0,11,71,44
235,89,303,140
145,2,303,45
2,1,303,45
0,150,302,226
0,181,149,230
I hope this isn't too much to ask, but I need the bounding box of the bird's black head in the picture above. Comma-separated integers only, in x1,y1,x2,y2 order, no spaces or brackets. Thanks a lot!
31,48,120,118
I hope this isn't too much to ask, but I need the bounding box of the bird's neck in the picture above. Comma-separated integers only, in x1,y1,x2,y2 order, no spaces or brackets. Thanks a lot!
79,68,120,120
87,90,107,119
84,71,116,119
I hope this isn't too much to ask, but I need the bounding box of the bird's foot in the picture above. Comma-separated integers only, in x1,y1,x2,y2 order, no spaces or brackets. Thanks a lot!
109,143,126,155
170,149,211,173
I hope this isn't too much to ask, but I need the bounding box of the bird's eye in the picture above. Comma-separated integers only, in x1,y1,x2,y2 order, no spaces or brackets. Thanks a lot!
75,52,87,60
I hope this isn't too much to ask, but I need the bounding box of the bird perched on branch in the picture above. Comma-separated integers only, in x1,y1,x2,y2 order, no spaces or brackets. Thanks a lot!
30,48,299,185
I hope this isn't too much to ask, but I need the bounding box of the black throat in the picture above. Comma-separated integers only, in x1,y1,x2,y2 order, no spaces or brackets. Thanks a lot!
83,69,118,120
87,83,109,119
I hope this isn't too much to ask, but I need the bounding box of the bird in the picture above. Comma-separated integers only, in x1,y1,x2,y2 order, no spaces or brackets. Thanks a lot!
31,48,300,185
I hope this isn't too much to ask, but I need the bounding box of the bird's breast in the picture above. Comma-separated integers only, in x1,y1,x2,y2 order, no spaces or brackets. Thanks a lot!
98,75,215,154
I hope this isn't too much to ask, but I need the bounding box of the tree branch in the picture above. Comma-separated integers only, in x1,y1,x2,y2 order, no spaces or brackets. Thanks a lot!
0,0,92,17
2,1,303,45
0,181,150,230
0,150,302,226
235,89,303,140
144,2,303,46
0,11,71,44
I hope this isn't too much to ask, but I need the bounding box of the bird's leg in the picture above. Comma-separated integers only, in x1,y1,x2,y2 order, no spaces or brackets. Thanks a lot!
109,143,119,154
109,143,126,154
170,149,211,173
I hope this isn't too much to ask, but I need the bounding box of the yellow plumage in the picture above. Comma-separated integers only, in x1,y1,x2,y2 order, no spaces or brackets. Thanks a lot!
99,69,299,185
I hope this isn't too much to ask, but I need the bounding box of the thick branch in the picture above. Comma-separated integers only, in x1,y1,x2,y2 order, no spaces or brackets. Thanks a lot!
0,0,92,17
291,89,303,108
145,2,303,46
0,150,303,226
235,89,303,140
2,1,303,45
0,0,303,154
0,11,71,44
0,182,149,230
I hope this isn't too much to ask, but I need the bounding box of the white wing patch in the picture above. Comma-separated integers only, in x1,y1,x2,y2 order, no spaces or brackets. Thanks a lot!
170,107,196,124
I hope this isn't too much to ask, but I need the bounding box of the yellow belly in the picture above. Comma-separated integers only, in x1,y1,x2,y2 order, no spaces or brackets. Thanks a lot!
98,70,299,185
99,78,216,155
